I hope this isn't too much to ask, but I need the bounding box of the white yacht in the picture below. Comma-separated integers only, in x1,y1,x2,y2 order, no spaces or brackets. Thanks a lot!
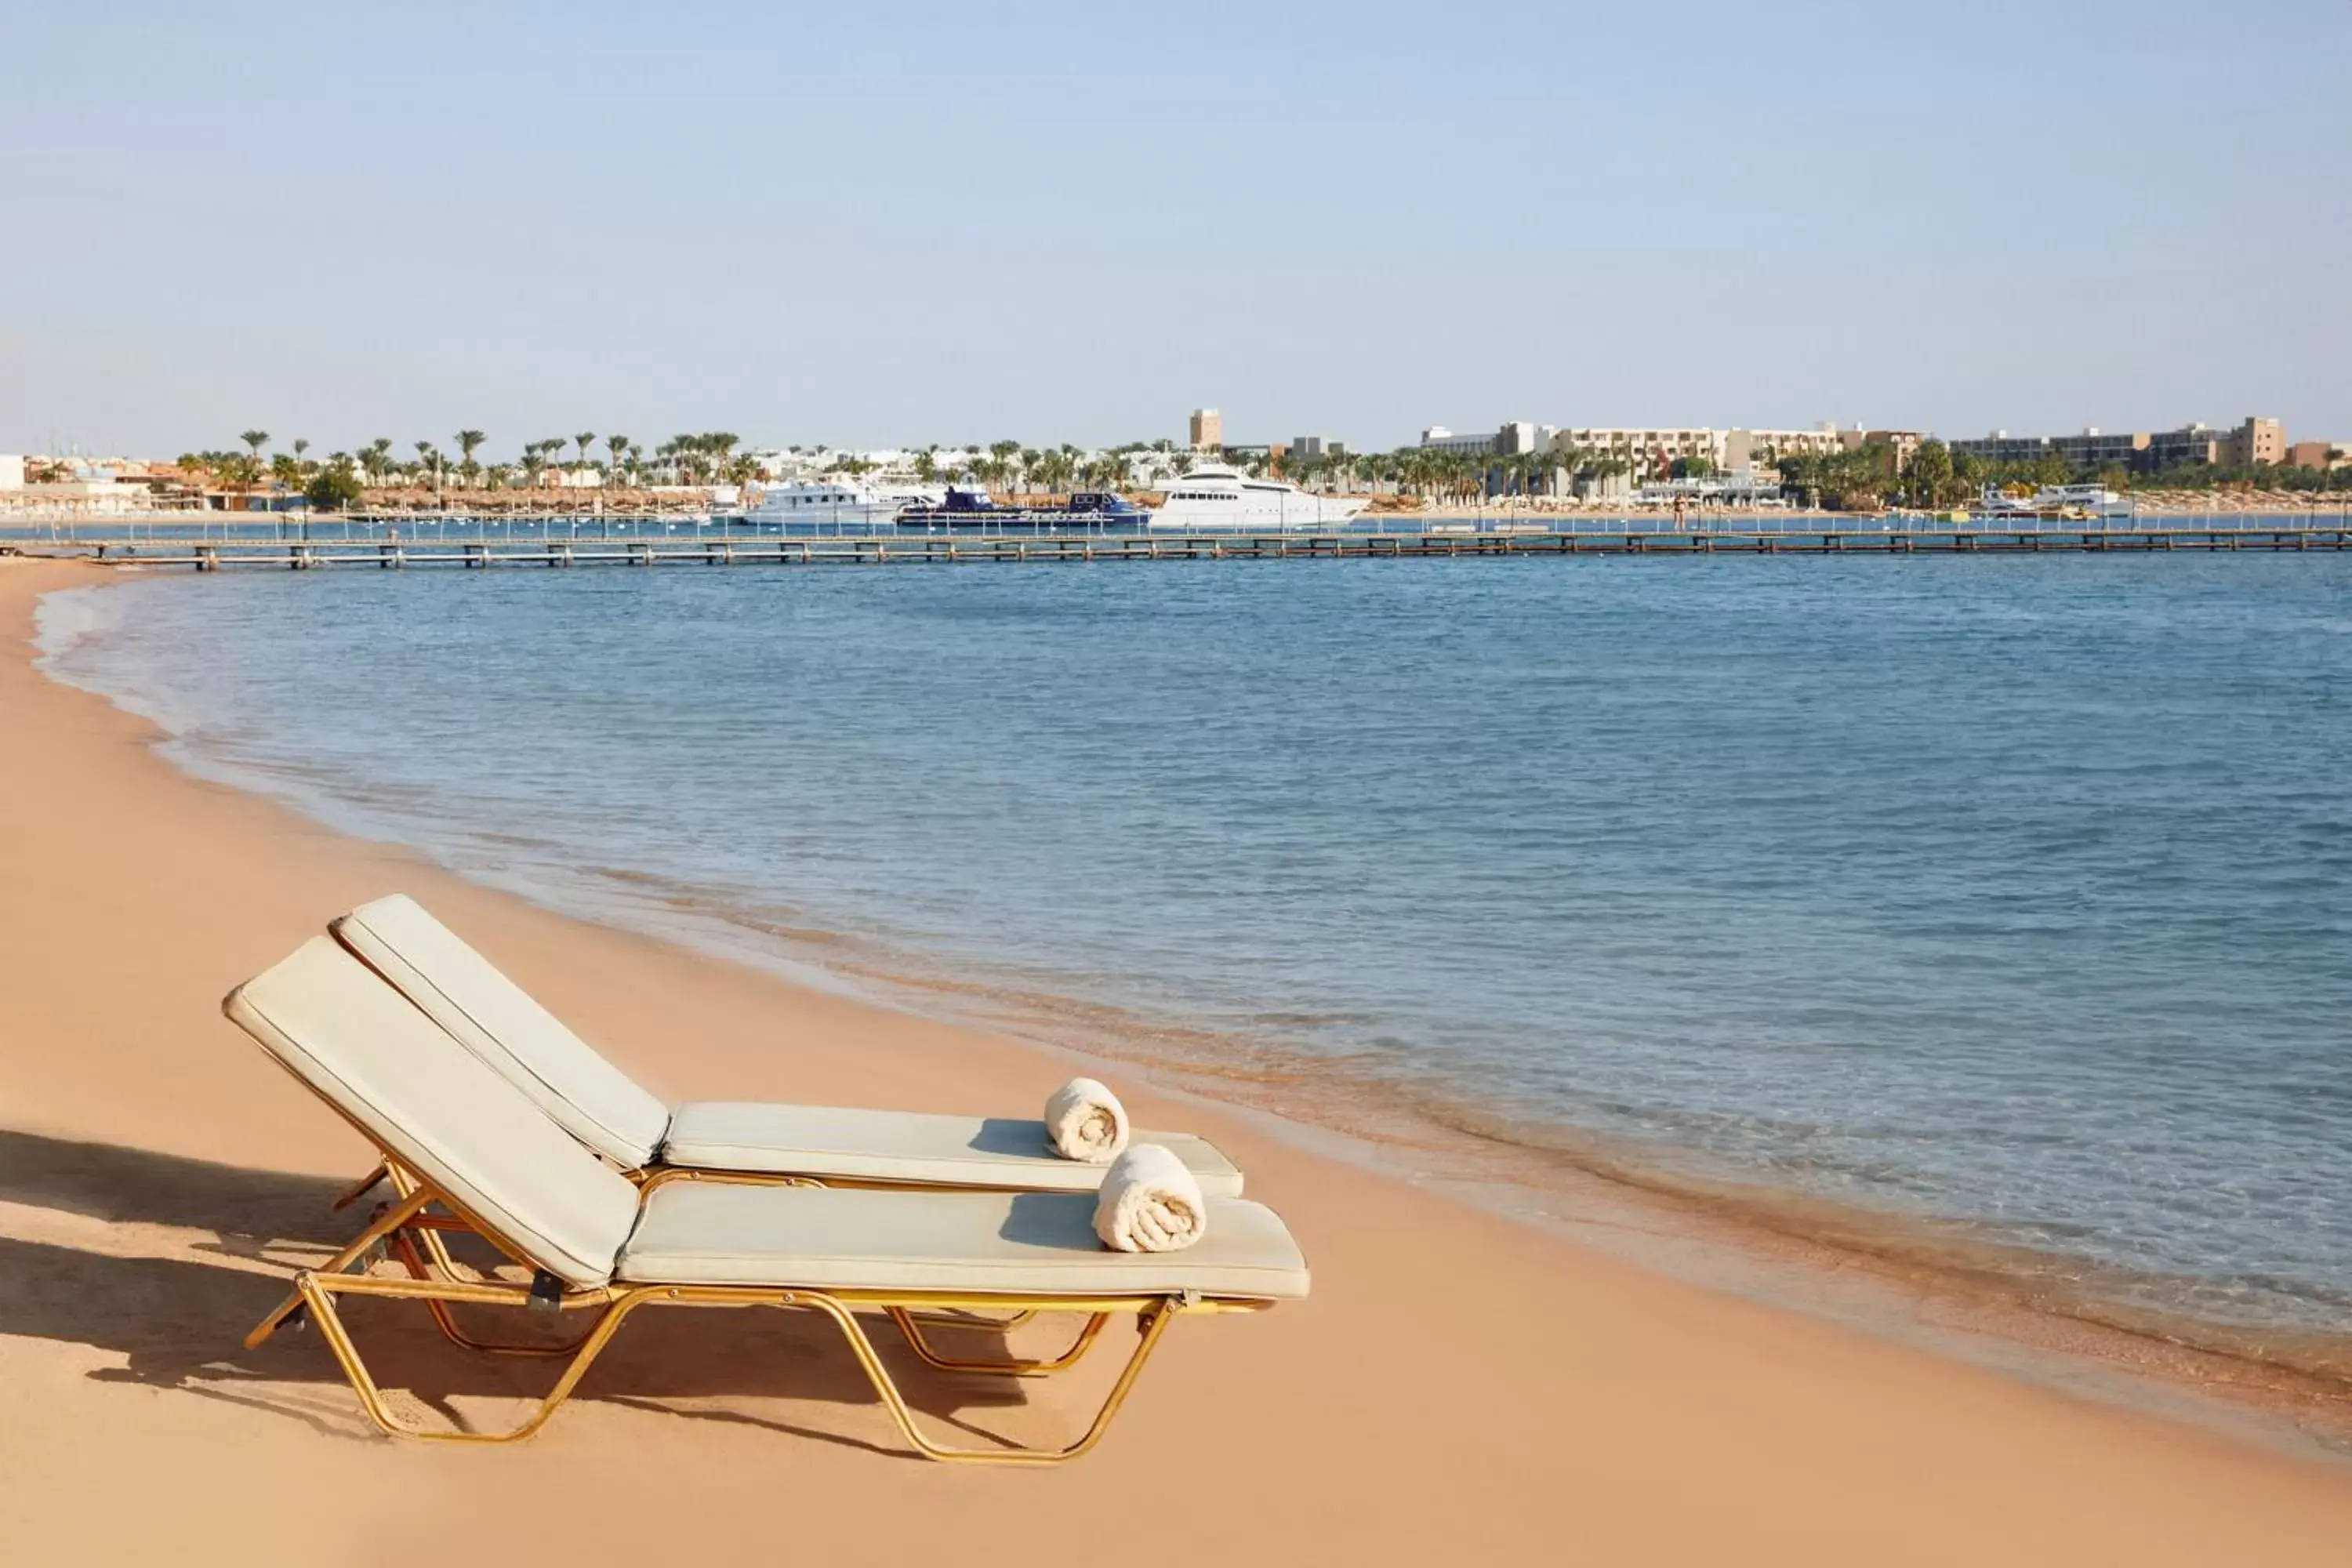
1973,483,2132,522
741,477,945,525
1149,467,1367,530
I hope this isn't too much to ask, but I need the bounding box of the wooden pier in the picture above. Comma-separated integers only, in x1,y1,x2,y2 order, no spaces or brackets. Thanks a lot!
18,524,2352,572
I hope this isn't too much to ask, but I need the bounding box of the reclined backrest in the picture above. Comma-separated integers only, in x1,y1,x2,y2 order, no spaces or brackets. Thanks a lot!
332,895,671,1170
225,936,642,1287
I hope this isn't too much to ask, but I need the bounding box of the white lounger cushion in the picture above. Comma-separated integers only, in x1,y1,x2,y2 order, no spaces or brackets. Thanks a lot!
335,895,1249,1196
335,895,673,1169
619,1181,1309,1300
660,1103,1247,1199
225,938,642,1287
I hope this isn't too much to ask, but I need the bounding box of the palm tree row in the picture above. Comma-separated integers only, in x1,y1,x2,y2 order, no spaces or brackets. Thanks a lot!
178,429,673,494
185,430,1631,506
182,430,2350,510
652,432,745,485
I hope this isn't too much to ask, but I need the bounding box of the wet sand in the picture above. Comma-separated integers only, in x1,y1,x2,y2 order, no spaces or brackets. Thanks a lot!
2,554,2349,1564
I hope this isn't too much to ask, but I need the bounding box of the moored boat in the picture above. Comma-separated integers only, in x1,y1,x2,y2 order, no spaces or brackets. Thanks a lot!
897,486,1151,528
1148,467,1367,531
1971,483,2132,523
742,477,944,526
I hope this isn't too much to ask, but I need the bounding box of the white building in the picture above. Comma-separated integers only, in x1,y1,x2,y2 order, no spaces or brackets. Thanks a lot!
0,454,23,490
1421,423,1562,455
2,477,154,517
1546,424,1850,475
1418,426,1494,454
1634,473,1787,506
1725,426,1849,467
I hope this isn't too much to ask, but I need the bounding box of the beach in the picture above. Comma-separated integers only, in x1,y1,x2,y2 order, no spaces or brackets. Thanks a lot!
2,555,2350,1563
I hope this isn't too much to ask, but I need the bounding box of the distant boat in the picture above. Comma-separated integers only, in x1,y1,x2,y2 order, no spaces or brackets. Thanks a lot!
895,486,1150,528
1973,483,2132,522
741,478,942,525
1149,467,1367,531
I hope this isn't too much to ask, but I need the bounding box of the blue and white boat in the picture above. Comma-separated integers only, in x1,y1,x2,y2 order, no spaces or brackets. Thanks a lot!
896,486,1150,528
742,477,943,526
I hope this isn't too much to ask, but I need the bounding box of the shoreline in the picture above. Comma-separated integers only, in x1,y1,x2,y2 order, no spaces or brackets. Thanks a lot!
38,566,2352,1430
4,554,2350,1562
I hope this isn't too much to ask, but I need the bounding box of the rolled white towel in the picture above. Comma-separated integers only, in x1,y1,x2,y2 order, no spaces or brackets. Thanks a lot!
1044,1076,1130,1164
1093,1143,1207,1253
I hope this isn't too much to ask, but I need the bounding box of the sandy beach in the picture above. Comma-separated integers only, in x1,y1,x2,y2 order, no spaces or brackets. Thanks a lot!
3,554,2350,1564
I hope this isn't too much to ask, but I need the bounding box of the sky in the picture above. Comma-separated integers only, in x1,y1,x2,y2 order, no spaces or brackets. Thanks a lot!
3,1,2347,461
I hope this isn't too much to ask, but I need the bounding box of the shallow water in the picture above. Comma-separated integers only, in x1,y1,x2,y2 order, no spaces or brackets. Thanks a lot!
42,556,2352,1339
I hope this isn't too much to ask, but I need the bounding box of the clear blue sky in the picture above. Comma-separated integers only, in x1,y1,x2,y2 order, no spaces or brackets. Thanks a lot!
4,2,2347,460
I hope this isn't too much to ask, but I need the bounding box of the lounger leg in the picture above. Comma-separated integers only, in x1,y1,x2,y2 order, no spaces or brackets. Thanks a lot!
245,1186,437,1350
810,1295,1175,1464
381,1174,521,1310
388,1229,610,1359
295,1272,647,1443
319,1163,609,1360
885,1307,1109,1377
329,1161,389,1212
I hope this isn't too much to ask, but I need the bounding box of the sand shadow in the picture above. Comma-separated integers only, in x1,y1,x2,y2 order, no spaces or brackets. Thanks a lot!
0,1127,350,1244
0,1129,1116,1456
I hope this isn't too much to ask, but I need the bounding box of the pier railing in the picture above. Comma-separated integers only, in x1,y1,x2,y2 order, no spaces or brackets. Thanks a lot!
8,520,2350,571
5,501,2351,553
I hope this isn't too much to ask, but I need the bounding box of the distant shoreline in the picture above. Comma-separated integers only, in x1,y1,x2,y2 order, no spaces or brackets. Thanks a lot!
5,495,2348,532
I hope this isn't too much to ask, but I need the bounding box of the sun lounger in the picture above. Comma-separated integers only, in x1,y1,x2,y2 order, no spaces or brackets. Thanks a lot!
226,937,1308,1461
328,894,1244,1200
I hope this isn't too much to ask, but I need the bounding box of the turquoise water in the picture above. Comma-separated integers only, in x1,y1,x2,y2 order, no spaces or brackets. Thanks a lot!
42,557,2352,1345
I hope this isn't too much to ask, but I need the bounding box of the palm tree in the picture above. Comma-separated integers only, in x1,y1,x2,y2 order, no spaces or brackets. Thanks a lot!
605,433,628,474
241,430,270,462
575,431,595,466
455,430,486,487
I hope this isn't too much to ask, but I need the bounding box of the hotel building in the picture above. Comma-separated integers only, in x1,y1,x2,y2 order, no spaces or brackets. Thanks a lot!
1189,408,1223,450
1553,425,1849,472
1417,425,1511,454
1420,422,1856,475
1949,418,2288,472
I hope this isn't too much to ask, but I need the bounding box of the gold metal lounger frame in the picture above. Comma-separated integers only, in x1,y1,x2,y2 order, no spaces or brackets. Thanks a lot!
332,1160,1067,1354
252,1146,1269,1464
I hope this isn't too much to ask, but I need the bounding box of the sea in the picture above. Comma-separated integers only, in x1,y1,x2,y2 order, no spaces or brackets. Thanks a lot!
35,554,2352,1367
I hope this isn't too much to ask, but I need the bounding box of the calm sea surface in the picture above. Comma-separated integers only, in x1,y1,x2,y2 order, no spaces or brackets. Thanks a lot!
41,557,2352,1341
